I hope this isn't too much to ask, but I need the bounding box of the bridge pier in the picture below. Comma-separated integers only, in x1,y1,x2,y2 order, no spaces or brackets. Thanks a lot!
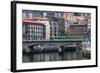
29,46,34,54
58,47,62,52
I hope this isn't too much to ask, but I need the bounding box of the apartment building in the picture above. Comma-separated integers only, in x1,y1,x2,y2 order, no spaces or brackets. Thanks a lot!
22,20,46,41
64,12,91,36
22,10,50,41
46,12,65,37
22,10,91,41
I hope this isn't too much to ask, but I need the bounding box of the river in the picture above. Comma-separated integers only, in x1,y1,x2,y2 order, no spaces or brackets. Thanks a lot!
23,51,90,63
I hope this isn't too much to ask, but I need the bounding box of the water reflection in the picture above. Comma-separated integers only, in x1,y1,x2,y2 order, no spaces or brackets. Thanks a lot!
23,51,88,63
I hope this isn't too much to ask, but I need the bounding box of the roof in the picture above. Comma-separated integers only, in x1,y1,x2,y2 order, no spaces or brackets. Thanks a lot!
22,17,49,24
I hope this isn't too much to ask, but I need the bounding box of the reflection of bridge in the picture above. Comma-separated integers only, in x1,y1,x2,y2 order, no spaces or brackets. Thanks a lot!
23,40,84,54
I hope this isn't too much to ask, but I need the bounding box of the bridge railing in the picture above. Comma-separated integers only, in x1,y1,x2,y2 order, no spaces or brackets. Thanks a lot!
50,36,86,41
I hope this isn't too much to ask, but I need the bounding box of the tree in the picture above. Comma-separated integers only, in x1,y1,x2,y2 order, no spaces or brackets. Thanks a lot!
59,28,68,36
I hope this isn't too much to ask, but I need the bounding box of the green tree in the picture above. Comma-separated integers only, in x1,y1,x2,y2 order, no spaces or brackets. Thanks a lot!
59,28,68,36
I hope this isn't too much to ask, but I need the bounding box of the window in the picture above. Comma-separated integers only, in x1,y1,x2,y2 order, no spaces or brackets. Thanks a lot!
28,12,33,18
74,13,81,16
22,12,26,18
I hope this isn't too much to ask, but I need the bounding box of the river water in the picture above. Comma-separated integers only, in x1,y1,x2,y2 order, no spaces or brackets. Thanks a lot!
23,51,89,63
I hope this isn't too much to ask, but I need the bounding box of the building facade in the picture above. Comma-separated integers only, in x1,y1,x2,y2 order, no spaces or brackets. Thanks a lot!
64,12,91,36
22,10,50,41
68,24,88,36
22,10,91,41
46,12,65,37
22,22,46,41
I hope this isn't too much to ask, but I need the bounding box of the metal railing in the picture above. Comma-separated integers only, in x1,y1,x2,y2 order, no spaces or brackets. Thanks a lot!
50,36,85,41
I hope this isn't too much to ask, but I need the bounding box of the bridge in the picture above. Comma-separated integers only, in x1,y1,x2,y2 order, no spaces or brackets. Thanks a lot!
23,36,87,47
23,37,86,54
22,35,90,60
